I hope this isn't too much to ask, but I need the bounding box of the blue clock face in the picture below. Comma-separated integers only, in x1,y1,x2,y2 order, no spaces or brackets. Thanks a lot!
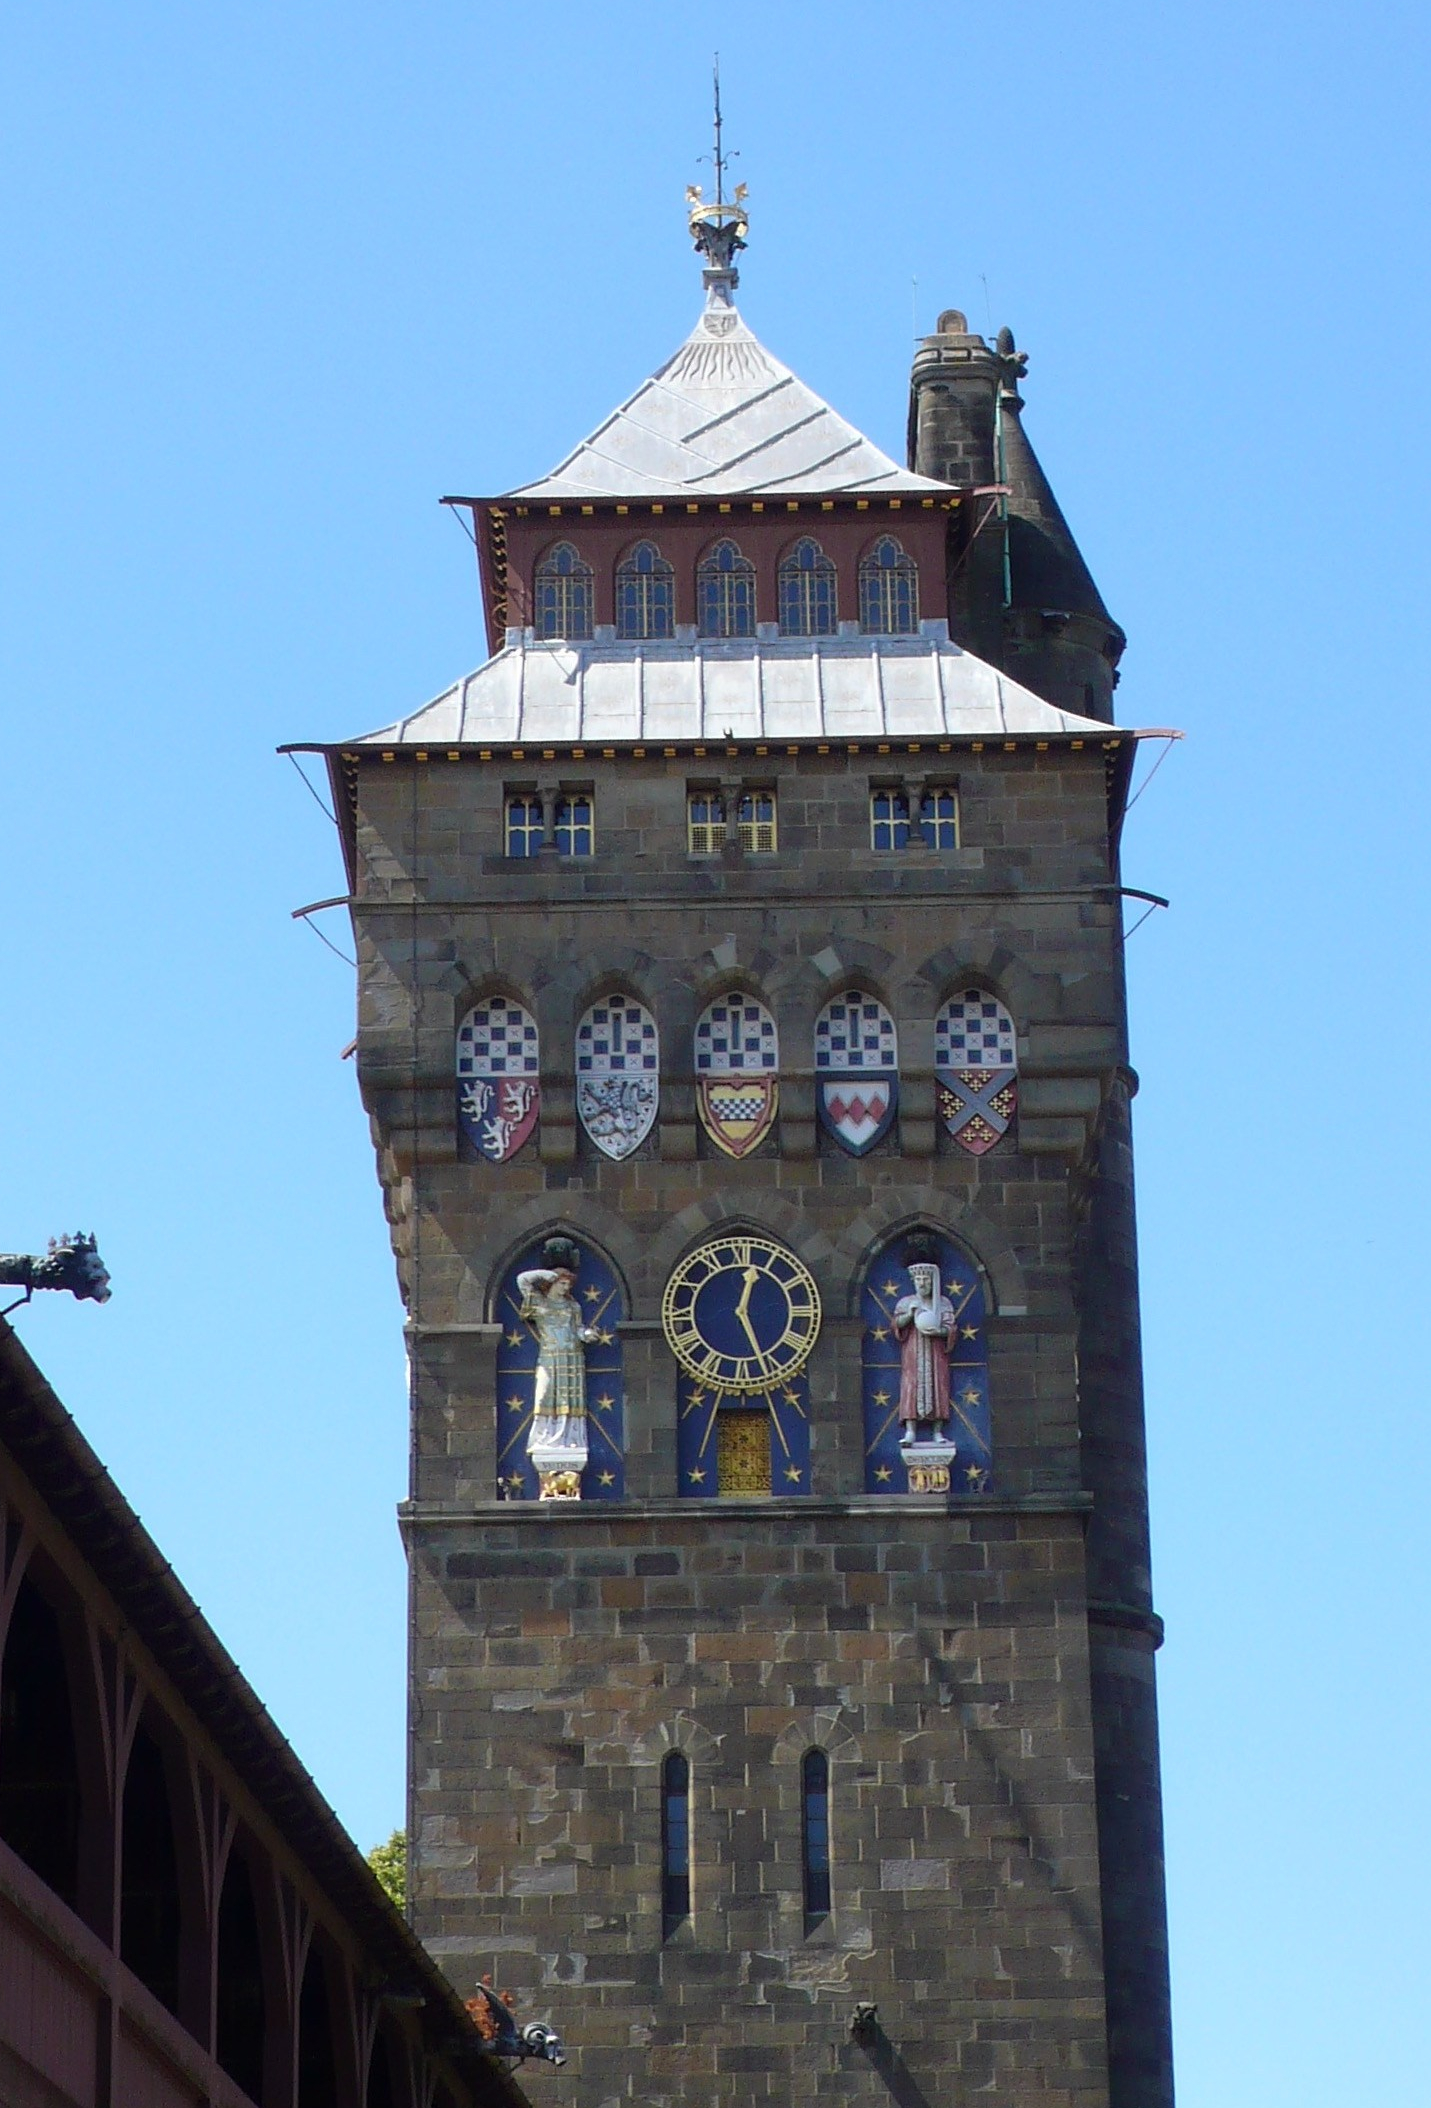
661,1235,822,1393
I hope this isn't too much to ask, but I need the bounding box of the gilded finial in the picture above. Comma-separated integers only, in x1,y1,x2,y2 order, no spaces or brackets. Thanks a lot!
687,56,748,300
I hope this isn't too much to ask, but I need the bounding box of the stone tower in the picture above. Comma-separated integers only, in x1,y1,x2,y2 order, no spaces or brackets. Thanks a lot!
300,190,1173,2108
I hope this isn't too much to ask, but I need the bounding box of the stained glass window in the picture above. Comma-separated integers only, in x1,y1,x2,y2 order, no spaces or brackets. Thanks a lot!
778,538,837,636
533,542,593,641
858,536,918,635
696,539,756,638
870,789,910,851
802,1749,831,1928
504,795,543,858
615,542,675,640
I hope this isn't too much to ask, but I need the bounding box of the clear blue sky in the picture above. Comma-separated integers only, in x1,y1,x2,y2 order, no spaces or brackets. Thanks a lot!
3,5,1428,2101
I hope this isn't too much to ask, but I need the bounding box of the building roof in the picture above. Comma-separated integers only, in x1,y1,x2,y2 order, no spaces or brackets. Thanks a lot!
0,1316,529,2108
346,623,1112,749
506,297,949,502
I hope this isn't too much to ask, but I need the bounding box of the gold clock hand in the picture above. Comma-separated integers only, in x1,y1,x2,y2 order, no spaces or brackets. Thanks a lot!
735,1267,762,1359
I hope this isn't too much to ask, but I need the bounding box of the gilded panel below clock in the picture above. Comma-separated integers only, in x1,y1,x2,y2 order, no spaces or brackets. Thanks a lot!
676,1380,810,1498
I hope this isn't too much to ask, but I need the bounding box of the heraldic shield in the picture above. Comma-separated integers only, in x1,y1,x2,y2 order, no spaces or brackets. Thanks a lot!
575,993,659,1161
935,989,1018,1157
694,995,780,1159
814,989,899,1157
456,996,540,1162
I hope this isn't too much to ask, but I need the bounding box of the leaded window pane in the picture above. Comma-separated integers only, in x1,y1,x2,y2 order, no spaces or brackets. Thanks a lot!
858,536,918,635
802,1748,831,1926
778,537,837,636
687,792,726,854
504,795,544,857
919,788,959,849
736,791,777,853
662,1752,690,1933
696,539,756,638
554,795,594,857
533,541,593,641
615,541,675,640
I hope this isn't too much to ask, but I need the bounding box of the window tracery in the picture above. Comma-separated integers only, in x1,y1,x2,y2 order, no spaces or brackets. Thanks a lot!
615,541,675,640
533,541,593,640
859,536,918,634
778,537,837,635
696,539,756,638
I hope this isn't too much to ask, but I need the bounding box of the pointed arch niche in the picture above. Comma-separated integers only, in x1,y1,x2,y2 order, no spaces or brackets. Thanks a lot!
492,1234,627,1501
860,1227,992,1494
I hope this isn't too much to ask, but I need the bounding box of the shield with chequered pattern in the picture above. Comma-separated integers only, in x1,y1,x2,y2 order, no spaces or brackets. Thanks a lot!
698,1075,779,1159
935,988,1018,1157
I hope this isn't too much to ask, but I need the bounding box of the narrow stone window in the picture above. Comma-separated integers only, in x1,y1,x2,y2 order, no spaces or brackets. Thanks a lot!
696,539,756,638
870,788,910,850
533,542,593,641
736,790,777,852
662,1751,691,1935
504,793,544,857
687,790,726,853
919,786,960,849
859,536,918,635
553,792,594,856
802,1748,831,1929
615,541,675,640
778,537,837,635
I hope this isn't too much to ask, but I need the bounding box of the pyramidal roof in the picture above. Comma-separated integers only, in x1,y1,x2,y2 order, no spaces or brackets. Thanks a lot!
507,297,949,503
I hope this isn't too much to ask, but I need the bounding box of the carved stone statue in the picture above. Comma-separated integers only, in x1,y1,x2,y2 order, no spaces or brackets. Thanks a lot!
890,1242,961,1493
0,1233,110,1306
516,1237,598,1500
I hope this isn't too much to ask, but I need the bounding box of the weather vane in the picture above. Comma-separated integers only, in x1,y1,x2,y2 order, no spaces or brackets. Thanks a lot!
685,54,749,288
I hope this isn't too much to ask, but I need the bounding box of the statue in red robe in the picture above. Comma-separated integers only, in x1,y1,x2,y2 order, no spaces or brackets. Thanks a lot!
892,1261,958,1440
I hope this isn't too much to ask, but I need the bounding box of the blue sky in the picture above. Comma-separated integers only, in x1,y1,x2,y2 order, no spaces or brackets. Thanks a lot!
3,5,1429,2101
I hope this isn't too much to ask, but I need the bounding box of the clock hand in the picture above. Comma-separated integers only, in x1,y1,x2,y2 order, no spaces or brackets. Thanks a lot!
735,1267,762,1358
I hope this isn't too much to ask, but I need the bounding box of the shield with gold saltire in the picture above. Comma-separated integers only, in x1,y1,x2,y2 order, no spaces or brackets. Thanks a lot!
817,1074,898,1156
936,1068,1017,1156
698,1075,779,1158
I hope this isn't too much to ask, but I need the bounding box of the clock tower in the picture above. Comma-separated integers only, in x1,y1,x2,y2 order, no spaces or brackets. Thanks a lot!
300,187,1174,2107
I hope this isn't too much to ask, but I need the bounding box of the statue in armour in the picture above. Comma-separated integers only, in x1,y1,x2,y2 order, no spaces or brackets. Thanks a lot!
516,1237,599,1498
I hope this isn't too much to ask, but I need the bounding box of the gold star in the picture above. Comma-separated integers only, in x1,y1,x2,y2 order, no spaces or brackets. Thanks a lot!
687,1467,707,1484
598,1470,615,1487
945,1278,964,1297
872,1389,891,1407
882,1280,901,1296
871,1325,889,1341
504,1395,523,1412
597,1329,615,1345
874,1465,893,1483
961,1387,980,1407
505,1329,524,1347
782,1389,800,1406
961,1325,978,1340
784,1466,802,1484
965,1464,987,1487
688,1388,707,1406
595,1393,615,1411
583,1285,601,1302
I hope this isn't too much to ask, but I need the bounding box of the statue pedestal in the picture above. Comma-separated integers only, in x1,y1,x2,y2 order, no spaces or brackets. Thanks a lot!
899,1433,958,1495
530,1426,589,1501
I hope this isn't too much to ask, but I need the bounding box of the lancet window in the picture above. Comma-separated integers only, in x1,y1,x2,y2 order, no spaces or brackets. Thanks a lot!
533,542,594,640
662,1752,691,1935
802,1749,831,1928
778,537,838,636
696,539,756,638
615,541,675,640
859,536,918,634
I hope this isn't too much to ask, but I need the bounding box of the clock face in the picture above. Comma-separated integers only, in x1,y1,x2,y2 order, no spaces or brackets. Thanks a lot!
661,1235,822,1394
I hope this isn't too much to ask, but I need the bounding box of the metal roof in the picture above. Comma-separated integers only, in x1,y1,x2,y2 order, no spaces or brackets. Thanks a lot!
506,298,949,501
350,623,1111,748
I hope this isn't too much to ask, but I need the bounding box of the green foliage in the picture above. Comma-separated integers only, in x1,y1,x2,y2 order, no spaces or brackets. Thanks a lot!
367,1828,407,1911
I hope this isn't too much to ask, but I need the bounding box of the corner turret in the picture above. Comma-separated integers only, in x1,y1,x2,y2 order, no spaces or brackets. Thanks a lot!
909,312,1125,718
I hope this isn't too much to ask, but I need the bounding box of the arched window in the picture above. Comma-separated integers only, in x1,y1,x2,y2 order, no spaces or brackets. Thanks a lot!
492,1235,626,1500
696,539,756,638
778,538,837,636
457,995,540,1163
120,1720,182,2013
215,1847,267,2101
813,989,899,1155
297,1942,340,2108
0,1575,82,1907
860,1228,993,1493
575,993,659,1160
802,1749,831,1929
859,536,918,635
533,542,593,641
661,1751,690,1935
935,989,1018,1155
615,541,675,640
